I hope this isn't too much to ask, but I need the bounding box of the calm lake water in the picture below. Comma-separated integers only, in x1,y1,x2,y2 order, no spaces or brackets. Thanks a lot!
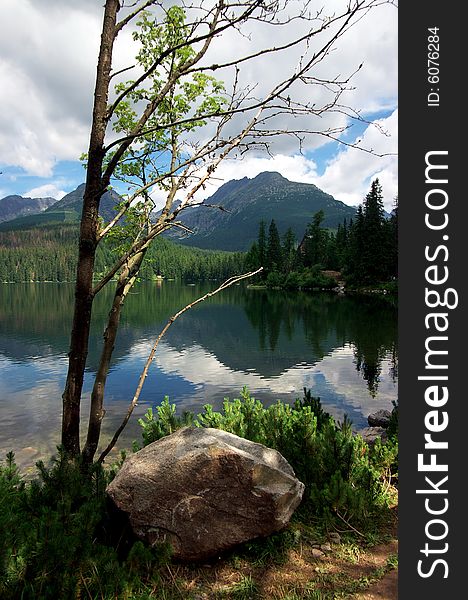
0,282,397,470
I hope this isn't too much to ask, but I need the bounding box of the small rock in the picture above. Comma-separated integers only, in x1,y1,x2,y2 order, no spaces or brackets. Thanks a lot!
357,426,388,446
328,532,341,544
368,409,392,428
311,548,325,558
320,543,332,552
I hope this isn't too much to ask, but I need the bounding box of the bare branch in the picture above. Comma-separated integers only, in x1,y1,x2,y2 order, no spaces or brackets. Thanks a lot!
97,266,263,464
115,0,160,33
104,2,376,158
168,221,194,235
109,64,136,81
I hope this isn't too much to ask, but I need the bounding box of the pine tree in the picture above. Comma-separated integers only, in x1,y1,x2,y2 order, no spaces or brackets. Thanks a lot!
387,195,398,279
335,219,348,269
282,227,297,274
326,231,339,270
244,241,260,272
257,220,267,278
266,219,283,273
361,178,386,283
303,209,328,268
345,208,364,280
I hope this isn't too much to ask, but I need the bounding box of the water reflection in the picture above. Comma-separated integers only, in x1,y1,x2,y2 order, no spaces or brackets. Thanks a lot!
243,288,397,396
0,282,397,469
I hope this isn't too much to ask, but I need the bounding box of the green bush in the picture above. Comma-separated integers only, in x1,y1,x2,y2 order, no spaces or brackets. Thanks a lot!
1,388,398,597
281,271,299,290
0,449,170,599
265,270,284,288
298,268,336,290
134,396,194,451
264,268,337,290
138,387,398,526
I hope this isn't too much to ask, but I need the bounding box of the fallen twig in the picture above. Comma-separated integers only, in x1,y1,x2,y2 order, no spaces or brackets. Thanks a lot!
335,511,365,538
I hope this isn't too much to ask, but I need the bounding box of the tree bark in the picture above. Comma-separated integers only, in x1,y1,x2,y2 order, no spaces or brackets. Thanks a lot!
61,0,120,456
81,249,147,464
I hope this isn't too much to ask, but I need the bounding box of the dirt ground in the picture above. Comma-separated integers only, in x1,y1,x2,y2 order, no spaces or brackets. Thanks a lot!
354,570,398,599
157,506,399,599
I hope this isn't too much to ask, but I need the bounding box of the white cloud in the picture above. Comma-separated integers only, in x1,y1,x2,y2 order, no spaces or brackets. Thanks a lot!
126,340,397,423
24,183,66,200
181,111,397,210
0,1,100,174
0,0,397,201
315,110,398,210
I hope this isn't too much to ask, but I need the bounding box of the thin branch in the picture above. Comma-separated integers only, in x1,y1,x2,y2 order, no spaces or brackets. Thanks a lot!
107,1,261,124
115,0,160,33
92,221,170,295
191,203,232,213
97,267,263,464
168,221,194,234
109,64,136,81
104,3,369,157
183,7,354,77
334,511,365,538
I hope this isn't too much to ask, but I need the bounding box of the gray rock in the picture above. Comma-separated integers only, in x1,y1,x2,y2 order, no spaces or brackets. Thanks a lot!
328,532,341,544
367,409,392,428
106,427,304,561
358,426,388,446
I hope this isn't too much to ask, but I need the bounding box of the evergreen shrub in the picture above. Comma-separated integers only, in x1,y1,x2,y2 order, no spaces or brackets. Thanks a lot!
138,387,398,525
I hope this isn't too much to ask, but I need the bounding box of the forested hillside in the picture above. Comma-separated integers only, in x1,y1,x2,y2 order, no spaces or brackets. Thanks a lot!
0,225,244,283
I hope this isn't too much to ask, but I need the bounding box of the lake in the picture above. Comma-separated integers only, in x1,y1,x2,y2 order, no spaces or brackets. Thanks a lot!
0,282,397,471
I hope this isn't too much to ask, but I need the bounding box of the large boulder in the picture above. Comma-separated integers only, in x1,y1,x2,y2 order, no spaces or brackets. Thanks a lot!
106,427,304,561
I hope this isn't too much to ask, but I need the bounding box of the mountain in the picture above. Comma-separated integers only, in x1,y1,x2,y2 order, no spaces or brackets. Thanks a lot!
1,174,357,251
0,194,57,224
0,184,122,231
167,171,357,251
45,183,122,222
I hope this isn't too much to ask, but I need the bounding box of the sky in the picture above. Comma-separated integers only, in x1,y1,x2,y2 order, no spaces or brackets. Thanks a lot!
0,0,397,210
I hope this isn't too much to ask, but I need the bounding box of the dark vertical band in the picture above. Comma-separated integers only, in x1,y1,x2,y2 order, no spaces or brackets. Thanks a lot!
399,3,465,596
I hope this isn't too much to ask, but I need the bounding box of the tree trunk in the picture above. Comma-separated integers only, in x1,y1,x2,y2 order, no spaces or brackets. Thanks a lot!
81,249,147,464
61,0,120,457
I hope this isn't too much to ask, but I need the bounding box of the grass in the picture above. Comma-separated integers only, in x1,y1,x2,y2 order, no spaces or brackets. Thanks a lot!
115,507,398,600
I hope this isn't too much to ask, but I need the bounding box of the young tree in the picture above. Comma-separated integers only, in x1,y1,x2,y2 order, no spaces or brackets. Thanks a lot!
334,219,349,269
387,195,398,279
257,220,267,277
60,0,393,462
244,241,260,272
344,206,364,280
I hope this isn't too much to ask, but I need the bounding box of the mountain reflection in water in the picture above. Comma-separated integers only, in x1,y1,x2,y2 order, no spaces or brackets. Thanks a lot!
0,282,397,470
